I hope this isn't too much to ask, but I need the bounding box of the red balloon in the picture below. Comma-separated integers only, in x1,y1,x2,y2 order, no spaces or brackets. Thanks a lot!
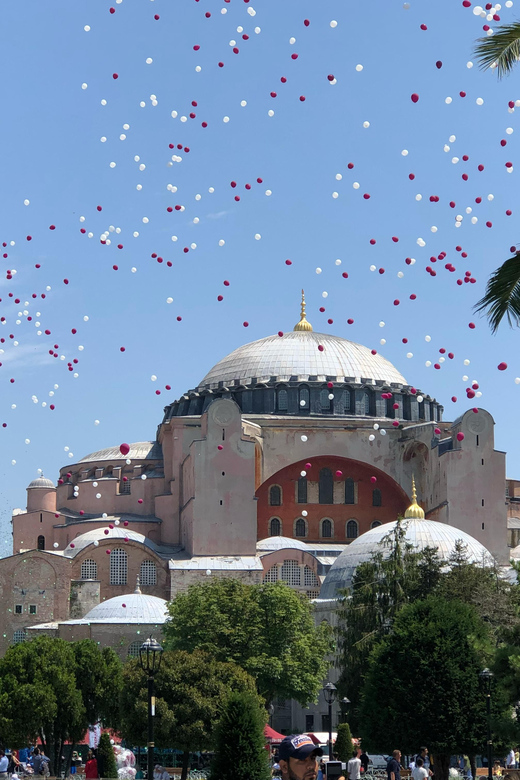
456,432,465,441
498,362,508,370
119,443,130,456
411,93,419,103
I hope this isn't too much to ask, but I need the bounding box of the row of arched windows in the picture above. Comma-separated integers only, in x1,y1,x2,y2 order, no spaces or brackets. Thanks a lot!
269,473,382,506
79,553,157,586
262,560,320,588
274,386,354,413
269,517,382,539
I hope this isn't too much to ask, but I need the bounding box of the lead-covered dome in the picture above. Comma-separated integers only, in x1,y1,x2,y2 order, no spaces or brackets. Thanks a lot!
82,591,168,624
320,517,495,599
198,331,407,390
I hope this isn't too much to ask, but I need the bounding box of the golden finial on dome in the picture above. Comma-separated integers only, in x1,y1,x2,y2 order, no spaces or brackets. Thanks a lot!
294,289,313,332
404,475,425,519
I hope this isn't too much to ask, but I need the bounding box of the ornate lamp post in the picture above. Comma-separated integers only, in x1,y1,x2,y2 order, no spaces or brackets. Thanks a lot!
479,668,494,780
139,636,164,780
323,682,337,760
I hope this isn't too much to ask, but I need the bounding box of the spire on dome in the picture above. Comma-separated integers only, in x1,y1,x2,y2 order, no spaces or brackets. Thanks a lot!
293,289,313,332
134,575,142,595
404,475,425,519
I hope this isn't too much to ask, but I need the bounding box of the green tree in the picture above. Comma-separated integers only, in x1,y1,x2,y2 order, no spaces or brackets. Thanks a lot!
0,637,121,777
120,649,259,780
335,521,442,729
210,691,270,780
359,597,492,780
334,723,353,763
474,253,520,333
163,579,332,705
475,22,520,77
97,732,118,779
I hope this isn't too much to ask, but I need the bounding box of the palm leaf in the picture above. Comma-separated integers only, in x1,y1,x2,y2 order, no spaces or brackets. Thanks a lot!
474,21,520,77
474,254,520,332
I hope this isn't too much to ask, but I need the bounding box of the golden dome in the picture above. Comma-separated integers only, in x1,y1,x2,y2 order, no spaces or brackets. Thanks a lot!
293,289,313,332
404,475,425,519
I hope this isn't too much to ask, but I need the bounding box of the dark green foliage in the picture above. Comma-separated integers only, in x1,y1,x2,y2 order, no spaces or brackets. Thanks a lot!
474,253,520,332
359,598,491,780
163,579,332,705
97,732,118,779
334,723,353,762
475,22,520,77
210,691,270,780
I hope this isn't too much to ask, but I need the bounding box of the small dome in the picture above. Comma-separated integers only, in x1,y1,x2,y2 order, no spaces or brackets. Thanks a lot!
320,518,495,599
28,477,55,489
198,331,407,390
83,592,168,624
257,536,309,552
63,527,147,557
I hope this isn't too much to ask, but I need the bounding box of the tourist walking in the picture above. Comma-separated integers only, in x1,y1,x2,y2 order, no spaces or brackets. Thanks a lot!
387,751,402,780
360,752,369,774
0,751,9,779
85,751,99,780
348,752,362,780
412,758,428,780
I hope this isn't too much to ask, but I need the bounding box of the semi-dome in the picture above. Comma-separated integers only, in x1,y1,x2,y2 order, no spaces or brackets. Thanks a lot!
257,536,309,552
63,527,148,557
78,441,162,463
320,517,495,599
28,477,55,489
198,330,406,390
82,589,168,624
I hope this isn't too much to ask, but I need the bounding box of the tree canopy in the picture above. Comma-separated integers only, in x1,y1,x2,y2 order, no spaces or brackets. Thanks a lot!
163,578,333,705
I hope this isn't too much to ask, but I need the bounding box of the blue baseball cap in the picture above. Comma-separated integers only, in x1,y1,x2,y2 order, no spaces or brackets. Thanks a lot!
279,735,323,762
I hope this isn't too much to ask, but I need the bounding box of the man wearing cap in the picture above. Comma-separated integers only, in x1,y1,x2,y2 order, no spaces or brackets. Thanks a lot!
279,735,323,780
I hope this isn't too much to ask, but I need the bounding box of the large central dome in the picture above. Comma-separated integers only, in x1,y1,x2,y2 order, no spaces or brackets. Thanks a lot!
198,330,407,390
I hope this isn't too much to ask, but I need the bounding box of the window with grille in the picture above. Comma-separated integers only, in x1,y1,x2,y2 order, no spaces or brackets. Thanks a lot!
306,590,320,600
127,640,142,658
373,488,382,507
269,517,282,536
280,559,301,586
140,560,157,586
345,478,355,504
277,388,288,412
110,548,128,585
13,630,26,645
304,566,319,587
37,535,45,550
81,559,98,580
263,565,279,583
320,389,331,412
363,391,371,415
371,520,382,529
344,390,351,411
119,479,131,494
297,476,308,504
319,468,333,504
269,485,282,506
346,519,359,539
321,518,333,538
295,518,307,537
299,386,309,409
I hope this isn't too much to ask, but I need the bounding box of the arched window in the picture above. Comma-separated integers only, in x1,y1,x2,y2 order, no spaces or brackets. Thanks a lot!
281,560,301,586
140,560,157,586
277,388,288,412
269,517,282,537
263,565,279,583
371,520,382,529
304,566,319,587
127,640,142,658
13,630,27,645
110,548,128,585
81,559,97,580
320,389,331,412
345,478,355,505
295,518,307,538
321,519,333,538
269,485,282,506
319,468,334,504
297,476,308,504
373,488,382,507
346,519,359,539
299,386,310,410
37,535,45,550
363,391,371,415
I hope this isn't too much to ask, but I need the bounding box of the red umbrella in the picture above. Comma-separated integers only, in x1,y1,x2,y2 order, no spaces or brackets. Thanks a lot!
306,734,322,745
264,725,286,743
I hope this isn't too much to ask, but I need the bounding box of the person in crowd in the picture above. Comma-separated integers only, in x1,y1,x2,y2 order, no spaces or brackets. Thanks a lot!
359,751,369,774
493,761,503,778
348,751,362,780
6,751,22,775
506,750,515,769
278,735,323,780
0,751,9,779
31,748,50,777
85,750,99,780
153,765,170,780
387,750,402,780
412,758,428,780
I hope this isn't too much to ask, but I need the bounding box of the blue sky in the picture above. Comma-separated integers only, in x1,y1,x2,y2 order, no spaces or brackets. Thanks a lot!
1,0,520,557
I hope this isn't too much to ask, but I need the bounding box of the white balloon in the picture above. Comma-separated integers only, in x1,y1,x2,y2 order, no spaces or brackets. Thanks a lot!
369,434,375,441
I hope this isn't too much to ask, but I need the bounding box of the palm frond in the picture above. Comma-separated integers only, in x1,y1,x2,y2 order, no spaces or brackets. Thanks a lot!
474,21,520,77
474,254,520,332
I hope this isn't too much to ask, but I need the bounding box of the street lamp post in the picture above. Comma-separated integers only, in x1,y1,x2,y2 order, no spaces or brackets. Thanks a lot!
479,668,494,780
323,682,337,760
139,636,164,780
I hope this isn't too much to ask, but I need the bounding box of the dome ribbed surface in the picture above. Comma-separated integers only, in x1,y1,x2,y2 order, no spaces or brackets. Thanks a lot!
198,331,407,390
320,518,495,599
83,592,168,623
28,477,55,489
